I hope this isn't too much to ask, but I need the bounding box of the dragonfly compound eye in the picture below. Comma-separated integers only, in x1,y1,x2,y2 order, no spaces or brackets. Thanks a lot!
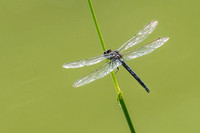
104,49,112,54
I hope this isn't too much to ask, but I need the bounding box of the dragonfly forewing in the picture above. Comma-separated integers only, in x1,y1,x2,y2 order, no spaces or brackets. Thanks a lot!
118,20,158,53
73,60,122,87
123,37,169,61
63,54,113,68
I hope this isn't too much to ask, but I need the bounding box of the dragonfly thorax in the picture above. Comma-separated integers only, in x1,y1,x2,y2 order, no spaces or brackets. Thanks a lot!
112,50,122,59
103,49,122,60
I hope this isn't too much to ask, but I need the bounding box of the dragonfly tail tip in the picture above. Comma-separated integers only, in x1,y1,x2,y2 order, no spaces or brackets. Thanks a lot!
145,88,150,93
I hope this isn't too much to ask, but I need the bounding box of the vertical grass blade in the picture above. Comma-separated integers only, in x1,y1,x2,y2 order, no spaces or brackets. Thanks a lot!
88,0,106,51
88,0,136,132
118,92,136,133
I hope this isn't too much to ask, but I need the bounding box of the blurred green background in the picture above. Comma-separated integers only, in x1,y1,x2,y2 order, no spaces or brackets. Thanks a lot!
0,0,199,133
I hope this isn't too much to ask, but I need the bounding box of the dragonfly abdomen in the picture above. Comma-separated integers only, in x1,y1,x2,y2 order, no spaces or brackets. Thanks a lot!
118,58,150,93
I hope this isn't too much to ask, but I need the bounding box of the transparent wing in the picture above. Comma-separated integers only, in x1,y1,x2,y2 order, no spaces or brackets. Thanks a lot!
123,37,169,60
118,20,158,53
73,60,122,87
63,54,113,68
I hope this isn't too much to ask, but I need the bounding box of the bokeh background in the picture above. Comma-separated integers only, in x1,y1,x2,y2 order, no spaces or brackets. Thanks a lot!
0,0,199,133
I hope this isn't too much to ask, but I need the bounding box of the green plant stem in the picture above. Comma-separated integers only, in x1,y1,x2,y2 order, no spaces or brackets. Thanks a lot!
88,0,135,133
88,0,106,52
118,92,135,133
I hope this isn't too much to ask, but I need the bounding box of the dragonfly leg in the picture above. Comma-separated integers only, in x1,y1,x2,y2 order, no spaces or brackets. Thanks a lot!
108,59,119,74
108,59,114,68
108,61,112,67
114,67,119,74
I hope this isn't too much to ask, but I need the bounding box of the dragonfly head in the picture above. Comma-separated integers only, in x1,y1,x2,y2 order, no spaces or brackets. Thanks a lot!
103,49,112,55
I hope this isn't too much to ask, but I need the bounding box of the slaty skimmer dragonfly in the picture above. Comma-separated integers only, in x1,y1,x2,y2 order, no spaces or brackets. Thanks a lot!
63,20,169,93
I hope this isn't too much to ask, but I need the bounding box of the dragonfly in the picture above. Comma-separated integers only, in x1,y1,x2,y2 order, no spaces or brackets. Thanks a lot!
63,20,169,93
